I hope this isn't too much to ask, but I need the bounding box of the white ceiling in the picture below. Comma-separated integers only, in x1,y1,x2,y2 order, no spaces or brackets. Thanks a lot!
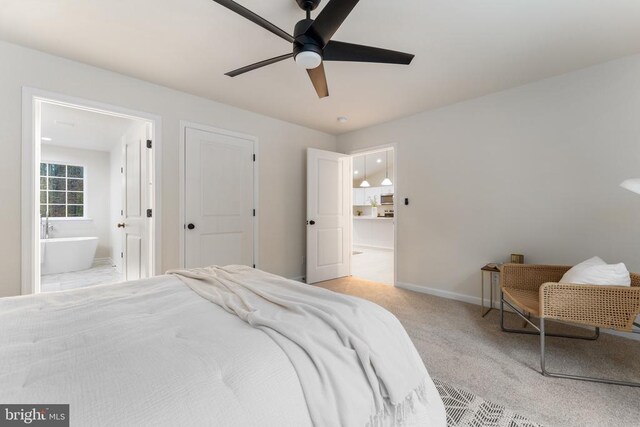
2,0,640,134
41,103,136,152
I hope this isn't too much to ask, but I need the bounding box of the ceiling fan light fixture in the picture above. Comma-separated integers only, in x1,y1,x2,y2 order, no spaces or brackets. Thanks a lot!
295,51,322,69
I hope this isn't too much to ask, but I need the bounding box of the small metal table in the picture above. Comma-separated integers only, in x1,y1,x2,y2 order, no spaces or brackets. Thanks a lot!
481,264,501,317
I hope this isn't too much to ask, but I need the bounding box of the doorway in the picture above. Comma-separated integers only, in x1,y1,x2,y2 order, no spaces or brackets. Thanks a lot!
350,147,395,285
22,89,161,295
305,146,396,285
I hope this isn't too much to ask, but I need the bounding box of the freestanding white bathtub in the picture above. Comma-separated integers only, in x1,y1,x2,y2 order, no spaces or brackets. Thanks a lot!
40,237,99,275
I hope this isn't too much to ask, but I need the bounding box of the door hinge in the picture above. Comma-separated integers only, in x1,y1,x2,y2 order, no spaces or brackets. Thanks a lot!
146,139,152,149
253,264,256,268
253,209,256,217
120,209,123,216
146,209,152,218
120,167,123,173
120,252,123,259
253,153,256,162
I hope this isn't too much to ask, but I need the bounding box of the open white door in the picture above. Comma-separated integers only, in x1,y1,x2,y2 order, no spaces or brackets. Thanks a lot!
306,148,351,284
184,127,255,268
121,123,151,281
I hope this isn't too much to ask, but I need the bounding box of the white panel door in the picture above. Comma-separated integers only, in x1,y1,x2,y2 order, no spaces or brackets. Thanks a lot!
306,148,350,284
185,127,254,269
121,124,151,281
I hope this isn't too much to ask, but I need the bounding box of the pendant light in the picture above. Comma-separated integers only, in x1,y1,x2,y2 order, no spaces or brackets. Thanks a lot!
359,155,370,187
380,150,392,186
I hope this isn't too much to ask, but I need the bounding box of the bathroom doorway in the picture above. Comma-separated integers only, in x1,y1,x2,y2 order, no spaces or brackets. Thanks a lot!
350,146,396,285
22,90,161,294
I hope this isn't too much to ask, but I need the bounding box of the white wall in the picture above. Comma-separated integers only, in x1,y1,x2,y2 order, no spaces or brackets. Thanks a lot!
338,54,640,302
41,145,112,260
0,40,336,297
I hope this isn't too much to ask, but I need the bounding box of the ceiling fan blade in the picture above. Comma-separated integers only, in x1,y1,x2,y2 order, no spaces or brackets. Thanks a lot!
323,41,414,65
212,0,294,43
225,53,293,77
305,0,360,46
307,63,329,98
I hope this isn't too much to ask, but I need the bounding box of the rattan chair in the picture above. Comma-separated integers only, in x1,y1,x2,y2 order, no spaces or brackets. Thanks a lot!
500,263,640,387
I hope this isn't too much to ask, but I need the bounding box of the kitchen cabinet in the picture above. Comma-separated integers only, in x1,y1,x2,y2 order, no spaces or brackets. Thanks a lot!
353,186,394,206
353,188,366,206
364,187,380,205
353,217,394,249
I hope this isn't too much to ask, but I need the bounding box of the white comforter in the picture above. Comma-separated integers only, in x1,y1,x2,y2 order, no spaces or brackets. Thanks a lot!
0,269,445,427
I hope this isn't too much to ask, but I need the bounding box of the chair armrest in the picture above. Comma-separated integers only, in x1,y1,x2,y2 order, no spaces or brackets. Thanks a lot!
540,282,640,331
500,263,571,292
631,272,640,288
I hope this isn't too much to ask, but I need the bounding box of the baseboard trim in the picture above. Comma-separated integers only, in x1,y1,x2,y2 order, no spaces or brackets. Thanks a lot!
396,281,482,306
289,276,305,283
603,328,640,341
353,244,394,251
92,258,113,268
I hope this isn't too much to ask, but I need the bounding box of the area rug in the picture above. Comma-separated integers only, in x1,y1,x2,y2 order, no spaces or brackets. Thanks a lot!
434,379,542,427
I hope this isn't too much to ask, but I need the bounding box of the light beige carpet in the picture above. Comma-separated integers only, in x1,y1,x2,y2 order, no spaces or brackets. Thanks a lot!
317,276,640,427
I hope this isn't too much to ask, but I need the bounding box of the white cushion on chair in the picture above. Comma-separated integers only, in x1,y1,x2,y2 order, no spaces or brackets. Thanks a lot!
560,256,631,286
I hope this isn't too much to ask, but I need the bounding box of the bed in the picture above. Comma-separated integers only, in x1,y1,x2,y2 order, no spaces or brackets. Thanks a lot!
0,265,445,426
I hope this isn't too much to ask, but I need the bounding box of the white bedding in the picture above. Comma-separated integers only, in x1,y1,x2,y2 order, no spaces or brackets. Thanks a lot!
0,271,445,426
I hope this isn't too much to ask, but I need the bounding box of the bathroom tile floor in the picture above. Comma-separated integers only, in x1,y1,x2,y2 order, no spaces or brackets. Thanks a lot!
41,265,123,293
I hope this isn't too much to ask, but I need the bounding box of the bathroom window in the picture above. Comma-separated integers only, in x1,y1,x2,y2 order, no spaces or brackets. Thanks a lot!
40,163,85,218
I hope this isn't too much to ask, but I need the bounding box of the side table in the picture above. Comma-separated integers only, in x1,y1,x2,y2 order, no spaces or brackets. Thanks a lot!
481,264,501,317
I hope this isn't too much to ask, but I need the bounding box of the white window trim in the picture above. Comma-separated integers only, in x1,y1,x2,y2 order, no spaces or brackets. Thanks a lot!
39,160,89,219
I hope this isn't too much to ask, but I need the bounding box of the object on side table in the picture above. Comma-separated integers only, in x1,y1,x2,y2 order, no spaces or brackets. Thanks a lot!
500,263,640,387
510,254,524,264
480,263,501,317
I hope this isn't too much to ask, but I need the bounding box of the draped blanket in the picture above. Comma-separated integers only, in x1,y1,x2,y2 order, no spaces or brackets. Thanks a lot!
168,265,432,427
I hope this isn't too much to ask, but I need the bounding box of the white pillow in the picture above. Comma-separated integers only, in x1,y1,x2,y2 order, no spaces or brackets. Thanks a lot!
560,256,631,286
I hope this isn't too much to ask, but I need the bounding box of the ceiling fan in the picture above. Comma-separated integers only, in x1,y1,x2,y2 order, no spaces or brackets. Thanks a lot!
212,0,415,98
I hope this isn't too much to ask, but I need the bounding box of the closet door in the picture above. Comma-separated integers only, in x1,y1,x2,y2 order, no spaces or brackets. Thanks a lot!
184,127,255,268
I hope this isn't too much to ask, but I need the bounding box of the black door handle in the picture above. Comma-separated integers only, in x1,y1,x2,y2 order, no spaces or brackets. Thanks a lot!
309,220,316,225
117,223,126,228
187,223,195,230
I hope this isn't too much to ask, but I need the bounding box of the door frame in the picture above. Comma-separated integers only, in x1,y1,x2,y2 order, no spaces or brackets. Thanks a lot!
178,121,259,269
347,143,398,286
21,87,163,295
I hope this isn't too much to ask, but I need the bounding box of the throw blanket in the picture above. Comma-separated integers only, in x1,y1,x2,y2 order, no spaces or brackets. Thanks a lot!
168,265,431,427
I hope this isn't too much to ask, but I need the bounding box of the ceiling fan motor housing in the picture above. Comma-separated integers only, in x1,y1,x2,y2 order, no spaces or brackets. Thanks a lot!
293,19,323,61
295,0,321,11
